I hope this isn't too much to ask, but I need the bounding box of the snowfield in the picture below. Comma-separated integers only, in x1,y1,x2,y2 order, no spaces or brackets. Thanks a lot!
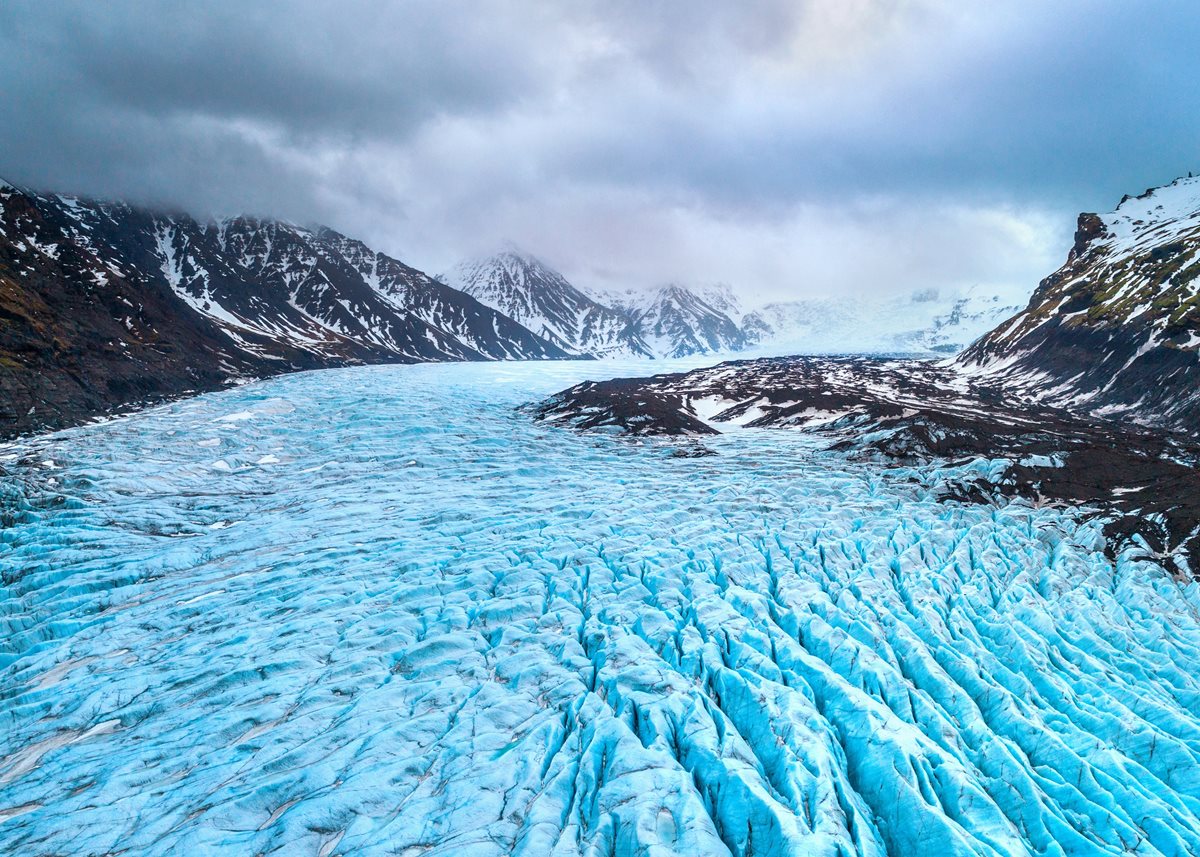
2,360,1199,856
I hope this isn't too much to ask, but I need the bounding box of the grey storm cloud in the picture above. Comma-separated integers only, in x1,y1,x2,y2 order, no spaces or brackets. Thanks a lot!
2,0,1199,302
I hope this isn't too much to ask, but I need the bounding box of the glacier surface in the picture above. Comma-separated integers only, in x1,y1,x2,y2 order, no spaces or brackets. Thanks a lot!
1,360,1199,856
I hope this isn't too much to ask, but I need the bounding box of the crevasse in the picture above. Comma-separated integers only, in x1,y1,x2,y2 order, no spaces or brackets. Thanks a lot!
1,360,1198,856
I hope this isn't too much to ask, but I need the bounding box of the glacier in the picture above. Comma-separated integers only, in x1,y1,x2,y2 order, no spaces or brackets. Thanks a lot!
1,359,1199,856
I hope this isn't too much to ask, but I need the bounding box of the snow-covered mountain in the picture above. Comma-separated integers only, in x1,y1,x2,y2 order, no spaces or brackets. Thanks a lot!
0,175,1047,440
959,175,1200,431
610,284,748,358
742,287,1023,356
445,246,1026,361
154,218,562,364
0,181,567,436
694,282,744,322
450,251,749,359
445,249,652,358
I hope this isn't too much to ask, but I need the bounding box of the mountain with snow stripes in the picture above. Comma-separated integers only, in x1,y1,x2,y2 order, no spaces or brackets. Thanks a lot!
0,182,568,436
445,249,653,358
610,283,748,358
449,248,754,360
959,174,1200,431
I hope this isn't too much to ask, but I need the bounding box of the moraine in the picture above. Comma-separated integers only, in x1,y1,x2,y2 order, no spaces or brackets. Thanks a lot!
1,359,1199,856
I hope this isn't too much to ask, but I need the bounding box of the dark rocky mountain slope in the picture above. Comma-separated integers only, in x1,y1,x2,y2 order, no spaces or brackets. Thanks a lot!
958,176,1200,432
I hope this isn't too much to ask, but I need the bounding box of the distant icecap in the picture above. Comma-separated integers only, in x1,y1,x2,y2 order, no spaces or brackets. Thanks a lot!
1,360,1199,855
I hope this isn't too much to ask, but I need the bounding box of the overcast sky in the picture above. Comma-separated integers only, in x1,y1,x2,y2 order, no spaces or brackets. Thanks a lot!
3,1,1198,304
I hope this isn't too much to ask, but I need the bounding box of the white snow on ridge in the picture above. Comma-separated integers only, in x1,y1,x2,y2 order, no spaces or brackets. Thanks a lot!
1101,174,1200,256
1,360,1198,856
448,248,654,358
952,175,1200,427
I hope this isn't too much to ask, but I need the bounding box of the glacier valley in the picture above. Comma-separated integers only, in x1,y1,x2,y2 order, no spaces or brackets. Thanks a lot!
2,360,1199,856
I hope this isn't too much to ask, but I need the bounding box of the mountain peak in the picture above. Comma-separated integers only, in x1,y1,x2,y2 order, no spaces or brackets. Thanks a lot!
654,282,693,301
447,250,652,358
1114,172,1200,210
959,173,1200,431
629,283,746,358
494,239,536,259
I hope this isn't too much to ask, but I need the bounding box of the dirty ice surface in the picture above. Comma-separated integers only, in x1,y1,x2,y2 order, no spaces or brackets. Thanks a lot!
2,359,1199,857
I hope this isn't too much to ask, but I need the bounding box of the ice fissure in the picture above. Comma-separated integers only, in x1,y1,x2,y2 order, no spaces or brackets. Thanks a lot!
1,360,1198,856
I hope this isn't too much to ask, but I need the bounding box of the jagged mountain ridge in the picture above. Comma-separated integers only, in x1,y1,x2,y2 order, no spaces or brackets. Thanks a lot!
636,284,749,358
960,175,1200,431
0,182,567,436
450,250,754,359
608,283,748,358
446,249,652,358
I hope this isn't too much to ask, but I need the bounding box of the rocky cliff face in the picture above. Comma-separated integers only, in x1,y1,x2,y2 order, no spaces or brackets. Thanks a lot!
959,176,1200,431
0,183,567,437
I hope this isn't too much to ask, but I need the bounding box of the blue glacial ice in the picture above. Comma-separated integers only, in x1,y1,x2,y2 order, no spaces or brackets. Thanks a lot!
1,359,1199,856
